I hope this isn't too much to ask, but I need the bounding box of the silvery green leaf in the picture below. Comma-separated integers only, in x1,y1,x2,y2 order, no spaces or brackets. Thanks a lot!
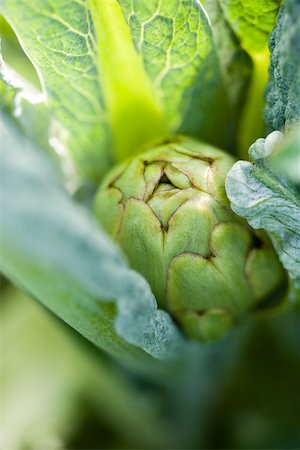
226,129,300,296
0,116,184,364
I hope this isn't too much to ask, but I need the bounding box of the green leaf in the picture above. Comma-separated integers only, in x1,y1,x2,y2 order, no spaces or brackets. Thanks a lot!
203,0,252,109
219,0,281,52
0,116,184,364
118,0,235,151
226,129,300,296
203,0,253,154
265,0,300,131
1,0,168,177
1,0,112,181
1,0,254,167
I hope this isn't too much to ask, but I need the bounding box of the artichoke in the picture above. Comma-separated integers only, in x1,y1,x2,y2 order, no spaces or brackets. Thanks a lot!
95,138,286,341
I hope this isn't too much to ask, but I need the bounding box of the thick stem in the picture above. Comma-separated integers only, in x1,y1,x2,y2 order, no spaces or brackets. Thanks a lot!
89,0,168,162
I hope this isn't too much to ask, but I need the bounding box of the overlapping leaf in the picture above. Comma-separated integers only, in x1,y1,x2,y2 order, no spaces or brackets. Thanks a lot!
1,0,112,180
1,0,260,169
119,0,235,149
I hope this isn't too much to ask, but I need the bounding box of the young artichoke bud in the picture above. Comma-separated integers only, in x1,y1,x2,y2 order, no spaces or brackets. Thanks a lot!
94,138,286,341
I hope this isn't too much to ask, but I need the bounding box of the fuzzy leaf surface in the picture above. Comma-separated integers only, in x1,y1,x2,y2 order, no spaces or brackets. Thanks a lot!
0,116,184,364
226,130,300,296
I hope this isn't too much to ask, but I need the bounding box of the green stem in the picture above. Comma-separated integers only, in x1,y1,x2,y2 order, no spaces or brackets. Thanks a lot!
89,0,168,162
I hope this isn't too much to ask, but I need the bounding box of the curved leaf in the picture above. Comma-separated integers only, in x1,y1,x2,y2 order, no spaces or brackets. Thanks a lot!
226,129,300,296
2,0,254,167
0,116,184,364
1,0,112,180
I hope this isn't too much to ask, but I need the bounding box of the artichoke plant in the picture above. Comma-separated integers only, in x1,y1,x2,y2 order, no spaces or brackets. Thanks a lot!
1,0,300,448
95,138,286,341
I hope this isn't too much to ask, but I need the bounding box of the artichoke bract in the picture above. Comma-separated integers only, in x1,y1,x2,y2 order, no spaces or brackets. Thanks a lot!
94,138,285,341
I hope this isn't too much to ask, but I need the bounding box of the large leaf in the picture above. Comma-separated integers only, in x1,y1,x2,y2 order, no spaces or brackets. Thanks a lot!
119,0,235,150
265,0,300,131
0,0,167,178
0,115,184,365
226,129,300,297
1,0,255,170
0,0,115,181
0,116,255,446
219,0,281,52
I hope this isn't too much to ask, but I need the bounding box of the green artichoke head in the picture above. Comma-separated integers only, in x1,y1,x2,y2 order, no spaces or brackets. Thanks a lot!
95,138,286,341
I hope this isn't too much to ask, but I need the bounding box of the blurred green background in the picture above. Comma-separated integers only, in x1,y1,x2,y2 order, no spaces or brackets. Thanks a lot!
1,277,300,449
